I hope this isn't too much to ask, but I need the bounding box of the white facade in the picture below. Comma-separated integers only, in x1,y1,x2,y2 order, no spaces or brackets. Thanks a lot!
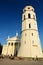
2,45,8,56
2,33,20,56
17,6,43,58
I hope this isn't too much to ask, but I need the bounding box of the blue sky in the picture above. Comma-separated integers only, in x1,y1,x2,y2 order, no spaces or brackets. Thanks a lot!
0,0,43,49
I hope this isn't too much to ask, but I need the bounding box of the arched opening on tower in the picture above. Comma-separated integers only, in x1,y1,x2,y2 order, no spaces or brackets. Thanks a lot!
28,13,31,18
24,15,25,20
29,23,31,28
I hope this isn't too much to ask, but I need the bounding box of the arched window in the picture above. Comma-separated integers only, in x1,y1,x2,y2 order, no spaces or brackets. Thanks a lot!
24,15,25,20
28,13,31,18
29,24,31,28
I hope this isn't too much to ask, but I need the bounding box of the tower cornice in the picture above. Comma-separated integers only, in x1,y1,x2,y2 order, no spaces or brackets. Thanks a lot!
22,18,37,22
20,29,38,34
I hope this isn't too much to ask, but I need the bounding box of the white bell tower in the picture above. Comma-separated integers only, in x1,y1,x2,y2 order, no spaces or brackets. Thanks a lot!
18,6,43,58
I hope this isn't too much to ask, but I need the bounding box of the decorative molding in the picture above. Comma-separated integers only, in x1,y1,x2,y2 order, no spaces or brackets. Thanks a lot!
20,29,38,34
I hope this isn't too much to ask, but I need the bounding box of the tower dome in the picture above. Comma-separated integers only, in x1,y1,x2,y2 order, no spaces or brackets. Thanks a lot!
23,6,34,12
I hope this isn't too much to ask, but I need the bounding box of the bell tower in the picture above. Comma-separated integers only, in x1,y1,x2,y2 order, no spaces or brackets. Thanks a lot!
18,6,43,58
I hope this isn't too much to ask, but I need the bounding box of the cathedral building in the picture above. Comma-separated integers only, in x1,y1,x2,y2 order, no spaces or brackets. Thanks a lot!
2,6,43,58
2,33,20,56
